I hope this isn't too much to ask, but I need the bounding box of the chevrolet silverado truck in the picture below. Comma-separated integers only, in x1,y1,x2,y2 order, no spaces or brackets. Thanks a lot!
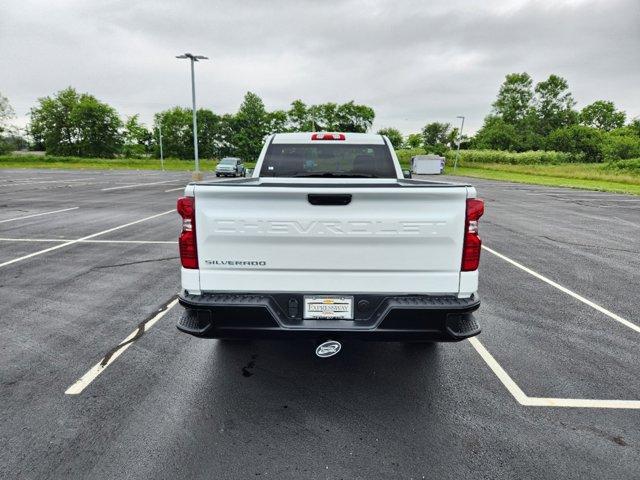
176,132,484,348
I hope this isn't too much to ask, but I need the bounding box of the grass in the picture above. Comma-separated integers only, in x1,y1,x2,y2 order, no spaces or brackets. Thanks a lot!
0,154,229,171
446,163,640,195
398,148,577,166
444,149,574,165
2,153,639,195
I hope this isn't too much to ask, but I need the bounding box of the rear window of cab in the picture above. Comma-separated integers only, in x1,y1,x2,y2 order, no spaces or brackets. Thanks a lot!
260,144,396,178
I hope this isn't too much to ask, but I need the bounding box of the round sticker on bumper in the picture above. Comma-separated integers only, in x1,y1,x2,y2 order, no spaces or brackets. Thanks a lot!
316,340,341,358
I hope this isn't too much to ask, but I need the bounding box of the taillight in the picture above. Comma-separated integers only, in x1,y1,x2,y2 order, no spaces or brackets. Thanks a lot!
311,133,346,140
177,196,198,269
462,198,484,271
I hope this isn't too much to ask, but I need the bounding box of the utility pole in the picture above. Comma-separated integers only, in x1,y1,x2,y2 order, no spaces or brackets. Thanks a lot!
158,122,164,171
176,52,208,180
453,115,465,172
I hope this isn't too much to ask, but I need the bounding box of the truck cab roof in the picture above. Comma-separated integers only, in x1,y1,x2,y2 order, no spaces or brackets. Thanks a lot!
271,132,386,145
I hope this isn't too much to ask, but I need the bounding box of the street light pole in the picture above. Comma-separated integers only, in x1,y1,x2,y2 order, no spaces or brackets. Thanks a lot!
453,115,465,173
176,52,208,180
158,122,164,171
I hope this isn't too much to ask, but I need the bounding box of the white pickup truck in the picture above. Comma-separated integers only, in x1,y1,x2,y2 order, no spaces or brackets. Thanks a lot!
176,132,483,350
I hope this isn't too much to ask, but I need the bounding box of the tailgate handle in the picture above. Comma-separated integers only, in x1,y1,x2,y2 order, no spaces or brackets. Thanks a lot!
308,194,352,206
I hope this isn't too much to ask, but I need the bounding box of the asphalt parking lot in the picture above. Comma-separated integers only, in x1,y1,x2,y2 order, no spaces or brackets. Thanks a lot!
1,168,639,479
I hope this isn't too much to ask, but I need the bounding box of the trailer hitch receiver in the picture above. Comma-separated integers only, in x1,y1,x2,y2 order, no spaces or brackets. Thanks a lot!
315,340,342,358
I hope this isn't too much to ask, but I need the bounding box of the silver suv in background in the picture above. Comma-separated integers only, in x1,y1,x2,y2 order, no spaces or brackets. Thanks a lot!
215,157,246,177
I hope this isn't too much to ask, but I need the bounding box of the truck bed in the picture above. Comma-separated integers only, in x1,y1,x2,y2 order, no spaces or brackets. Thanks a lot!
193,177,472,188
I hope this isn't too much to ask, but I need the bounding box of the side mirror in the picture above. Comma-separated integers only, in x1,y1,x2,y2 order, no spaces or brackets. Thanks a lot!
402,169,412,179
245,168,254,177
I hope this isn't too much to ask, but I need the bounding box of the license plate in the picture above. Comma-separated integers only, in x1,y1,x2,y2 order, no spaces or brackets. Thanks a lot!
303,296,353,319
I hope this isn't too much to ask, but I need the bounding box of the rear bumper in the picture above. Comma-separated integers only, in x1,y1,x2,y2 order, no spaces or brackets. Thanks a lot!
177,292,480,342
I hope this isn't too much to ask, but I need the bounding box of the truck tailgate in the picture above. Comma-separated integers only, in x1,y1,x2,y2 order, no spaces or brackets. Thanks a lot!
194,184,468,294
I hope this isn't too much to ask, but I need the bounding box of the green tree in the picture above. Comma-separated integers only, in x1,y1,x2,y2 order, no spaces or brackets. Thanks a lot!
335,101,375,132
377,127,403,148
601,131,640,160
122,115,152,157
2,133,29,151
520,128,546,151
154,107,193,159
72,95,122,157
472,116,522,151
196,109,223,158
421,122,451,148
477,72,536,150
579,101,626,131
307,104,322,131
447,127,461,149
627,119,640,137
533,75,577,135
287,100,313,131
154,107,222,159
29,87,79,154
477,73,582,151
308,101,374,132
405,133,422,149
29,87,122,157
546,125,604,162
267,109,288,134
0,92,16,153
214,113,238,158
492,73,534,125
314,103,339,130
232,92,269,161
0,92,14,133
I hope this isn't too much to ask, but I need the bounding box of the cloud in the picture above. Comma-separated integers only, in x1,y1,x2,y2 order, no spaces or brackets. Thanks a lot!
1,0,638,134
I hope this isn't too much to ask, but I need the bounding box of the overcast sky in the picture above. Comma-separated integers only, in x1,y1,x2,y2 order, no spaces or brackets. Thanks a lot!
1,0,638,135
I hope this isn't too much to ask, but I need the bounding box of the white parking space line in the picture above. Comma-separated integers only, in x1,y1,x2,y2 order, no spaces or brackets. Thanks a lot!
164,187,186,192
468,337,640,409
566,211,640,228
482,245,640,333
522,397,640,409
101,180,182,191
65,297,179,395
0,176,59,181
477,244,640,409
0,210,175,269
0,178,95,187
0,207,79,224
82,239,176,244
524,192,640,199
0,238,66,242
468,337,535,404
101,172,166,177
0,237,175,244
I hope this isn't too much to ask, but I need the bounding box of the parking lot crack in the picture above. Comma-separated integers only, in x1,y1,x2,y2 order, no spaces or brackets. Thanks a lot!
241,354,258,377
93,256,179,269
537,235,640,254
99,295,178,367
